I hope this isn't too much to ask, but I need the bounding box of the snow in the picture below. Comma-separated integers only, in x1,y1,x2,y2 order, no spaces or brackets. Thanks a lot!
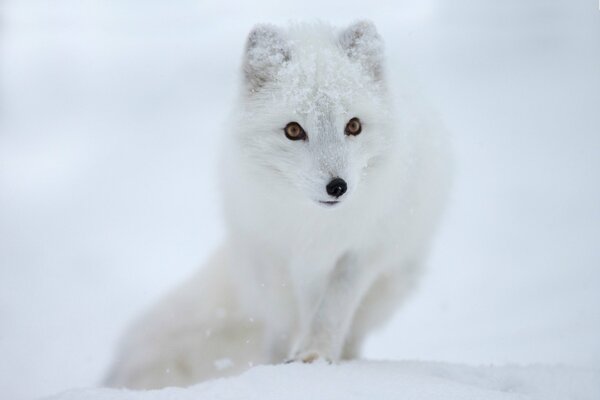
45,361,600,400
1,0,600,399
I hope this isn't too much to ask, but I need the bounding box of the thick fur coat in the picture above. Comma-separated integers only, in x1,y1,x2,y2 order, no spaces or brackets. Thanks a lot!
106,21,451,389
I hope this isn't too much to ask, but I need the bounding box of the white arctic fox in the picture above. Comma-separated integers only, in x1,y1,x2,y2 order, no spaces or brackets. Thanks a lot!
106,20,451,389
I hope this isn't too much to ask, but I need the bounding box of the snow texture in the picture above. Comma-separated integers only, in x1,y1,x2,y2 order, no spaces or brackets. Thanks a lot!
46,361,600,400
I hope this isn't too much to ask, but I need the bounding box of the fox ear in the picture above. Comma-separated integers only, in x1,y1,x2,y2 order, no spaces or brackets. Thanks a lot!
243,24,290,93
339,20,384,81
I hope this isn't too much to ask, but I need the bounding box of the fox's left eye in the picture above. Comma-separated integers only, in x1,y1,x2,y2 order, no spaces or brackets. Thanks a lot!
284,122,307,141
345,117,362,136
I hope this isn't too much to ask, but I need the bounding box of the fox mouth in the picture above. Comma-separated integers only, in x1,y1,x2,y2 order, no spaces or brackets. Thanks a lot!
318,200,340,207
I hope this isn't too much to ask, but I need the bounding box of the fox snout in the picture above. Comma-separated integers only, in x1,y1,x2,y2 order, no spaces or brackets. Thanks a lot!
318,177,348,207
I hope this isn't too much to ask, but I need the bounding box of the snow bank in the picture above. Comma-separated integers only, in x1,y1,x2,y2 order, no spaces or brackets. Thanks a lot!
45,361,600,400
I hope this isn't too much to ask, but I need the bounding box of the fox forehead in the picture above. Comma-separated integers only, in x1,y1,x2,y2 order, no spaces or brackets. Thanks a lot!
276,52,372,113
263,63,381,138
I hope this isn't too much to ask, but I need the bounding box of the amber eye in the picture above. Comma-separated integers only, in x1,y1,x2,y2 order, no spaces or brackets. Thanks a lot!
284,122,307,141
345,117,362,136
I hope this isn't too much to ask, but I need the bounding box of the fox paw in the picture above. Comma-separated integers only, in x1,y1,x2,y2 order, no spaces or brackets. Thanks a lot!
285,351,332,364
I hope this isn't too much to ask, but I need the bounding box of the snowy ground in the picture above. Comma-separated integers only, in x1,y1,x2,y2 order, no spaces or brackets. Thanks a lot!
1,1,600,399
45,362,600,400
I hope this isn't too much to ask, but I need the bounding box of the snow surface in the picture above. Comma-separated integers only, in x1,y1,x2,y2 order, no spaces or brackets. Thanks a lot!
46,361,600,400
1,0,600,399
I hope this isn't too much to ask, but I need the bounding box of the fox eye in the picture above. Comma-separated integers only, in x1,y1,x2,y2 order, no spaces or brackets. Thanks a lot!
284,122,307,141
345,117,362,136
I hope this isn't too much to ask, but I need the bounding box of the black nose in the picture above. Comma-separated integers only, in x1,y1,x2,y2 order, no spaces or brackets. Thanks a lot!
326,177,347,198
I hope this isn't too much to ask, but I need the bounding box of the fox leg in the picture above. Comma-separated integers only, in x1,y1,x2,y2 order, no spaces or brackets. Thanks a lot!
342,259,421,359
289,253,378,363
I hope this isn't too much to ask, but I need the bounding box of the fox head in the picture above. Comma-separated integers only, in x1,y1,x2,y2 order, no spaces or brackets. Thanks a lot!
236,21,395,208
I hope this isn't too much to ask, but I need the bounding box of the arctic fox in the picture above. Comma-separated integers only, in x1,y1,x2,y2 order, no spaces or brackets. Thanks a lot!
106,21,450,389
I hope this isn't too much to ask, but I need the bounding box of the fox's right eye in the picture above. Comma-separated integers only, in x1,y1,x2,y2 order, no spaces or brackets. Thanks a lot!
284,122,307,141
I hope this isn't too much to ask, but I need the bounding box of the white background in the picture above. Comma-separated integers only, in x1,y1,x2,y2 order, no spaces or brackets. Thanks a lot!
1,1,599,399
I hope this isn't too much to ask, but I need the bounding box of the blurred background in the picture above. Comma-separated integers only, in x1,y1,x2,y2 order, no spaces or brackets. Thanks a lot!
1,1,599,399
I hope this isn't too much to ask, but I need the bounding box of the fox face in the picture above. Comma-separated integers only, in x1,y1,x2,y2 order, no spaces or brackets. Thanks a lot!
237,21,394,208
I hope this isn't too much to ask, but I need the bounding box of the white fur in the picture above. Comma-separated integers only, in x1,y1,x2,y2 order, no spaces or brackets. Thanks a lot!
106,21,451,389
